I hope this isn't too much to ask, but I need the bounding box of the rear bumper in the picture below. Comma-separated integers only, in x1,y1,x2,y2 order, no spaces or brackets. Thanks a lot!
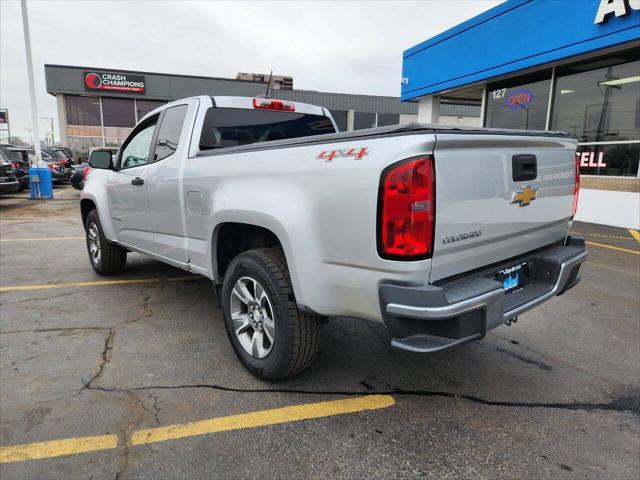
379,238,587,353
0,178,20,194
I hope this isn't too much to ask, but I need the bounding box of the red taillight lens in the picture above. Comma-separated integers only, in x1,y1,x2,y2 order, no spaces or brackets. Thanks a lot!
83,167,90,179
46,163,55,170
252,98,295,112
572,153,580,218
378,157,435,259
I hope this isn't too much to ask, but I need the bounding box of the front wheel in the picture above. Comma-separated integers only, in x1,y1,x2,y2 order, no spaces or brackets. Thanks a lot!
85,209,127,275
221,248,321,381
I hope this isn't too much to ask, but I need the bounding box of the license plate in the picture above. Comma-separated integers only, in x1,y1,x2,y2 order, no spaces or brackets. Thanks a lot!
496,262,526,295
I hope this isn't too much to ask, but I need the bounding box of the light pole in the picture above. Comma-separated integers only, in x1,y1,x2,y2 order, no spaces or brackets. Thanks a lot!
40,117,54,145
21,0,53,199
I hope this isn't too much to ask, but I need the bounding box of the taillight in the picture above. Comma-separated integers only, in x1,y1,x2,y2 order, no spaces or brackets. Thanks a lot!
252,98,295,112
46,163,55,170
378,156,435,259
83,167,90,179
572,153,580,218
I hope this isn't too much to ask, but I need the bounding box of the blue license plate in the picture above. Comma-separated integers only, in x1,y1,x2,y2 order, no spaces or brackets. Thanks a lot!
497,263,526,295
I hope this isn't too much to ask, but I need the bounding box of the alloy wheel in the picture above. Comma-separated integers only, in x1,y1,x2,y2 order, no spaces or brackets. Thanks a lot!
229,276,276,359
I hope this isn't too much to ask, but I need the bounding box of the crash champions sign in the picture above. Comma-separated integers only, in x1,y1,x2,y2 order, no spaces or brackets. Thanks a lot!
84,71,145,93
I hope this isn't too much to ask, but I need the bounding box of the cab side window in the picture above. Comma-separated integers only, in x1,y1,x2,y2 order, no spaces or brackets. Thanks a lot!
154,105,188,162
119,118,157,169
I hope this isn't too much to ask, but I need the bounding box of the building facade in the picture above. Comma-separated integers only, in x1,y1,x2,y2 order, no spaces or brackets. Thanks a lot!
47,66,407,159
44,65,483,160
402,0,639,228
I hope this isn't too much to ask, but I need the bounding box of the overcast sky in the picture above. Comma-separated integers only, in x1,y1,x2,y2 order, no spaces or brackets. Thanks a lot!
0,0,501,142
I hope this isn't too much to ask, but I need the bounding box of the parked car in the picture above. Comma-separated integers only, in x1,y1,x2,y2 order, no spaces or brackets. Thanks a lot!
43,159,71,184
54,146,74,163
26,147,74,168
0,147,29,189
0,152,20,195
81,95,586,381
26,148,75,182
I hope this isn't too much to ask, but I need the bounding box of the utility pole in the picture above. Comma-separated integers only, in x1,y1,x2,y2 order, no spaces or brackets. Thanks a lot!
21,0,53,199
20,0,41,168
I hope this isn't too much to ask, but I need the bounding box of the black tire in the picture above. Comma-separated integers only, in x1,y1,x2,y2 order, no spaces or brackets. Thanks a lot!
85,209,127,275
221,247,321,381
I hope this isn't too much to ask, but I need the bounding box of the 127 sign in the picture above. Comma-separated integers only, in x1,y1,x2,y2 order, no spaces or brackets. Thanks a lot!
317,147,369,162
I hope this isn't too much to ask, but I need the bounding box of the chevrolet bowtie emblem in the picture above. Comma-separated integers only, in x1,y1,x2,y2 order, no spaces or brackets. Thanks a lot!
511,186,538,206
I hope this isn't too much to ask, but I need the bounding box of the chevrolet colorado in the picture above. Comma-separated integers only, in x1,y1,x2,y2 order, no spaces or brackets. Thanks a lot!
81,95,586,380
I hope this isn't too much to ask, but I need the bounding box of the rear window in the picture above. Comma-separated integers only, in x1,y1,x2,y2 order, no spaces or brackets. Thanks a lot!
2,149,22,162
51,150,71,159
199,107,335,151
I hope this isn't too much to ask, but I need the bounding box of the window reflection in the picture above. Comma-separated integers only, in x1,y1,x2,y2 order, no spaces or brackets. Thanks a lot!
552,58,640,143
485,71,552,130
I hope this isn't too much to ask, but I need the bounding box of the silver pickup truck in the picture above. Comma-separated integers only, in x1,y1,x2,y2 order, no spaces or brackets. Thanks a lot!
81,95,587,380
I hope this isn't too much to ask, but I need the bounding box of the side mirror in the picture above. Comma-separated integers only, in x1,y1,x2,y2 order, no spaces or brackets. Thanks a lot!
89,150,113,170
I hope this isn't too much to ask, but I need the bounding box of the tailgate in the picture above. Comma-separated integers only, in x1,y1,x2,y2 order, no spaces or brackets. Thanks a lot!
430,133,577,282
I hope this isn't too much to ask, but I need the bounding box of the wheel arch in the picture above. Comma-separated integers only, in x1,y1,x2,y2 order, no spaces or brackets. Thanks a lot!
210,216,313,307
213,221,284,280
80,198,96,227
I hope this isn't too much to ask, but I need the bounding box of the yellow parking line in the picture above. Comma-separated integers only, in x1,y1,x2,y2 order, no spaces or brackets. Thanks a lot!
0,276,198,293
132,394,395,446
586,240,640,256
0,236,84,242
629,229,640,245
0,435,118,464
0,395,394,464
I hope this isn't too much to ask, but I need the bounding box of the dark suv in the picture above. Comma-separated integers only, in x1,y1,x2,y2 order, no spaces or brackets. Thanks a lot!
0,150,20,195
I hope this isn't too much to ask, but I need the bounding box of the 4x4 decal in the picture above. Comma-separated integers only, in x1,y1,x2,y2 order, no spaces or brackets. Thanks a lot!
317,147,369,162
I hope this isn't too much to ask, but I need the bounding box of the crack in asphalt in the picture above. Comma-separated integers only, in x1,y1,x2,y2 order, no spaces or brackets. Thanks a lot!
1,326,110,335
114,391,150,480
79,290,155,393
149,394,161,426
80,328,115,392
83,382,640,416
493,346,553,371
0,291,79,305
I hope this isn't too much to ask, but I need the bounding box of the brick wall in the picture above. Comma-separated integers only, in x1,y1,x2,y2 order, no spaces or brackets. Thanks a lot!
581,176,640,193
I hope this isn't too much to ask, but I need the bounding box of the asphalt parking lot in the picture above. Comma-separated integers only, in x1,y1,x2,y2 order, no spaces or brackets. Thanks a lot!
0,189,638,480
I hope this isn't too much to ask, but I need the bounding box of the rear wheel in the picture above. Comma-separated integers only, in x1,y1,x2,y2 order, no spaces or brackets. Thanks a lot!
85,209,127,275
221,248,321,381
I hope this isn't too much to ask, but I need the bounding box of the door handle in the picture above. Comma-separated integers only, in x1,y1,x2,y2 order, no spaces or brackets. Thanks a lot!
131,177,144,186
512,154,537,181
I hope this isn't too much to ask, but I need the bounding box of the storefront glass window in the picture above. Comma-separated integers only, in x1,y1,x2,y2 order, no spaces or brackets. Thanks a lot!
552,58,639,143
68,137,103,161
354,112,376,130
576,143,639,177
136,100,165,121
65,96,101,126
552,50,639,177
378,113,400,127
102,98,135,127
552,57,640,142
485,71,551,130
